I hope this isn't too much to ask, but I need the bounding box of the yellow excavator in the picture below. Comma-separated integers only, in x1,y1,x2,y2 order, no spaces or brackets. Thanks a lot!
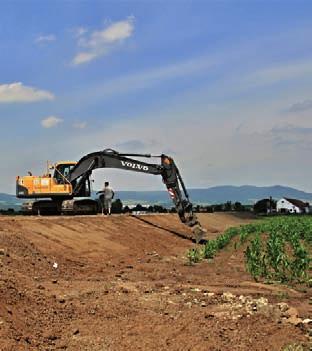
16,148,205,240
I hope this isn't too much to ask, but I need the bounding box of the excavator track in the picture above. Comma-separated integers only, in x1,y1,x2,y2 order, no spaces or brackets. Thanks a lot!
21,200,60,215
21,199,99,216
62,199,99,215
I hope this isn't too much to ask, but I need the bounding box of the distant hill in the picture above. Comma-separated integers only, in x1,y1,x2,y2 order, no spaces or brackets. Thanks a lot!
2,185,312,209
113,185,312,206
0,193,23,210
187,185,312,204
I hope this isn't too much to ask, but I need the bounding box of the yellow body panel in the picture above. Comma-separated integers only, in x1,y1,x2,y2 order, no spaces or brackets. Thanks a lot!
17,175,73,196
16,161,77,198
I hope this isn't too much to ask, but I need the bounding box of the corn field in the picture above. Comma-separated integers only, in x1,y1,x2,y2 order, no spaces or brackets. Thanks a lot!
189,216,311,286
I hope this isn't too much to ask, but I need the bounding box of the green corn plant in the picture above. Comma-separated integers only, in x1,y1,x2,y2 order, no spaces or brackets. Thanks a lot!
203,240,217,259
202,227,240,259
245,234,267,280
290,244,311,281
187,247,203,264
187,216,311,286
266,232,290,281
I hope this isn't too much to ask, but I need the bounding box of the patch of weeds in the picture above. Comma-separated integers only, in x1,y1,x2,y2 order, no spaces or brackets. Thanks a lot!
187,247,203,265
281,343,306,351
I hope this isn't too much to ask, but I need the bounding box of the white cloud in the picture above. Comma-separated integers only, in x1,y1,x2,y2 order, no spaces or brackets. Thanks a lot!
88,19,134,45
73,52,98,65
35,34,56,44
41,116,63,128
73,121,87,129
72,17,135,65
0,82,54,103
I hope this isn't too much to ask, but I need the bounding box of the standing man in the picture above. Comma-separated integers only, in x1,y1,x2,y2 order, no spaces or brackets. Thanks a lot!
97,182,115,215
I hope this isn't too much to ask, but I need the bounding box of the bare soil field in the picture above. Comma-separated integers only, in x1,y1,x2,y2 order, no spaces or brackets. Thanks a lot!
0,213,310,351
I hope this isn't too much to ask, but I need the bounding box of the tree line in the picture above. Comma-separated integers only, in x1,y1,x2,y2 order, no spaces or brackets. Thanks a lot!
109,199,251,214
0,199,253,215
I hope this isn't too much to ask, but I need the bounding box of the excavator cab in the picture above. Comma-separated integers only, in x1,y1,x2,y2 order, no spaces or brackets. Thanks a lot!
50,161,92,197
53,162,76,184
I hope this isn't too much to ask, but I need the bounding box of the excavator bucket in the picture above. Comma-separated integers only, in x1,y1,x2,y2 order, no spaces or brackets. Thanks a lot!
180,210,207,243
192,224,207,244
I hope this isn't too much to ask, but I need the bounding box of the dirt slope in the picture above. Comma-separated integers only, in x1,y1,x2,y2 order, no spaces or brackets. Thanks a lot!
0,213,310,350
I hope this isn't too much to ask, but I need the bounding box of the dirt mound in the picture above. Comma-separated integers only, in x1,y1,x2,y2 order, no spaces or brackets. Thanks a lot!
0,213,310,350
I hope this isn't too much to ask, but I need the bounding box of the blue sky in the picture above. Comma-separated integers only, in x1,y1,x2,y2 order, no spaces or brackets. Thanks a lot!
1,0,312,193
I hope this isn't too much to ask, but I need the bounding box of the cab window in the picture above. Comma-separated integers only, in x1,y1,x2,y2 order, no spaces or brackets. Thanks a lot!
54,164,75,183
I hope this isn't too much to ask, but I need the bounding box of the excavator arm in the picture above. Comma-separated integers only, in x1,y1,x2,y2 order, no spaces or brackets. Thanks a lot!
68,149,205,240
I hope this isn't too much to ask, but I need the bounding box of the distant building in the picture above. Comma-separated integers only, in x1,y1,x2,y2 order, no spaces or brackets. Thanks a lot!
276,198,310,214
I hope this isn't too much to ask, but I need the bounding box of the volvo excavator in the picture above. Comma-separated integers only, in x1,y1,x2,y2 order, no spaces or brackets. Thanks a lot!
16,149,205,241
